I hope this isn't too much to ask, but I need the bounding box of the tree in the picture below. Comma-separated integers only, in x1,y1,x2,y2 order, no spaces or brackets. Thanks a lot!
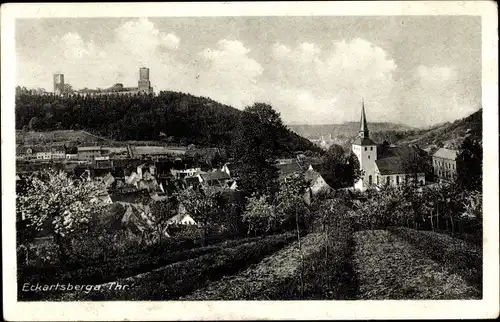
16,170,106,265
232,103,283,196
28,116,39,131
400,145,432,181
146,199,176,244
242,194,277,236
456,135,482,191
321,145,362,189
174,186,219,246
274,172,310,295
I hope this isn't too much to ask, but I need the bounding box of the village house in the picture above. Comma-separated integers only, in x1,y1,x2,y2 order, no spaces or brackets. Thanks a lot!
304,165,332,196
432,148,458,182
276,161,304,177
167,204,197,226
352,102,426,191
221,163,238,178
36,149,52,160
16,146,34,160
171,167,202,179
77,146,103,160
197,170,231,188
50,146,66,159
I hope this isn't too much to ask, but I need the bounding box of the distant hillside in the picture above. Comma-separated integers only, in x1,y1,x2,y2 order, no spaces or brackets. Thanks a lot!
290,109,482,152
399,109,482,150
289,122,415,140
16,130,113,146
15,91,321,156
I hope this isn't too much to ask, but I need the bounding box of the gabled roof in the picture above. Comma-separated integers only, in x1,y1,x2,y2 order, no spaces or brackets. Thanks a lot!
375,157,406,175
304,168,322,184
433,148,458,160
276,161,303,175
223,162,237,170
137,179,160,192
353,137,377,146
102,172,115,187
110,188,150,204
78,146,102,151
199,170,230,182
167,213,197,226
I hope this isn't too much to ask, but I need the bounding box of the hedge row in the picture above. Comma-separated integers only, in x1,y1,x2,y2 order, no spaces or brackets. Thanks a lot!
54,232,296,301
388,226,482,293
183,223,355,300
18,235,265,301
353,230,479,300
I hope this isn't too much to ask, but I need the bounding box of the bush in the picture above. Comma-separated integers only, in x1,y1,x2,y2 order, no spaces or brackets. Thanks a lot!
53,232,296,301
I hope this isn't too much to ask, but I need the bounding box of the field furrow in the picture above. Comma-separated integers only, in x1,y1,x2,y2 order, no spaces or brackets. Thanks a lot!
353,230,479,300
56,232,296,301
184,223,355,300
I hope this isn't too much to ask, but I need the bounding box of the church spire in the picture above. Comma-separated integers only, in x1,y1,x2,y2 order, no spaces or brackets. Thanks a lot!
359,99,369,138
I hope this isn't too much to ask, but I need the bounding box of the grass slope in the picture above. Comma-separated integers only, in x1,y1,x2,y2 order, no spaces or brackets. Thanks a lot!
353,230,479,299
55,232,296,301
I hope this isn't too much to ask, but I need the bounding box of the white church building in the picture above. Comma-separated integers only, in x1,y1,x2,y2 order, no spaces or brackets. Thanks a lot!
352,102,426,191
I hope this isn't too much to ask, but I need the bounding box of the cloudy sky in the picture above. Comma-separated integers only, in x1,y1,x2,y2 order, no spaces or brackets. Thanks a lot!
16,16,481,127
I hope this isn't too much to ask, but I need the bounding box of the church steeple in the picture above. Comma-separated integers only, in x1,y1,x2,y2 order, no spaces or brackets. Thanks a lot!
359,99,369,138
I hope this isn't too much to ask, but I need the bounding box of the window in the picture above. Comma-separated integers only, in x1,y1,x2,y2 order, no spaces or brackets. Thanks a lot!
386,176,390,185
368,155,370,159
370,147,373,151
364,147,367,151
377,176,380,185
369,175,372,185
396,176,400,185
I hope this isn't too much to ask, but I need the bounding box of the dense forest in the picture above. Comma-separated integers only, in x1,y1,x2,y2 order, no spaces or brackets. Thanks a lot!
15,91,322,156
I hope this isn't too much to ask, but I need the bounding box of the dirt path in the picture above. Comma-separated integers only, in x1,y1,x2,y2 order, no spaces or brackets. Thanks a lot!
353,230,478,299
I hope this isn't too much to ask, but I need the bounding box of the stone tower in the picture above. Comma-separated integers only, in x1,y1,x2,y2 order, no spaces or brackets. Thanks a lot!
138,67,152,93
53,74,65,95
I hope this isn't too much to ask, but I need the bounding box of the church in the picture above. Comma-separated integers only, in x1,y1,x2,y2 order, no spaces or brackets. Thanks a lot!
352,102,426,191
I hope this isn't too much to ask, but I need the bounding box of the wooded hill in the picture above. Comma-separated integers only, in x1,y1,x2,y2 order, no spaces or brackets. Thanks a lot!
399,109,482,150
15,91,322,156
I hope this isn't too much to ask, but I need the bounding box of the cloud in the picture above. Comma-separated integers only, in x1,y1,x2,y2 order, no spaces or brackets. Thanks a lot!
60,32,96,59
396,64,476,126
267,38,398,124
114,18,180,58
199,39,263,79
415,65,457,83
192,39,264,108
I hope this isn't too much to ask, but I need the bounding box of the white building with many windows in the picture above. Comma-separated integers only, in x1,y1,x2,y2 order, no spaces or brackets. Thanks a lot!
432,148,458,182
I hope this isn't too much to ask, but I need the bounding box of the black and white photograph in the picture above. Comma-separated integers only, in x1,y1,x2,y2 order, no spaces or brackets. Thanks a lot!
2,2,498,321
